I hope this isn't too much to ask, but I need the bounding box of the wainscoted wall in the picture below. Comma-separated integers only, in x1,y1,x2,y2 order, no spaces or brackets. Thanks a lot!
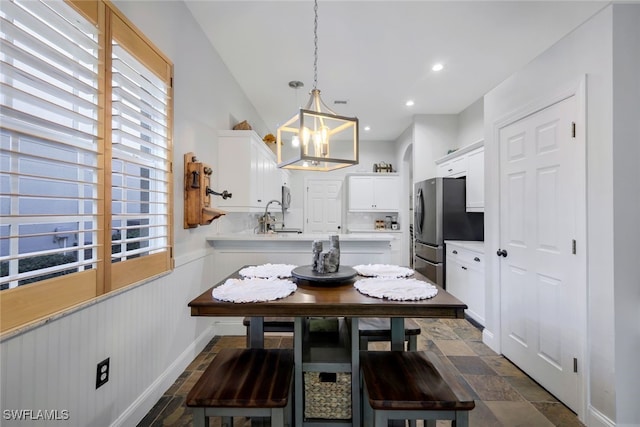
0,251,229,427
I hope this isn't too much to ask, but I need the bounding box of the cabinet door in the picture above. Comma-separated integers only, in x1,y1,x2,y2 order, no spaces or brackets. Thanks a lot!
466,264,485,324
348,176,375,210
436,162,450,178
217,137,251,208
445,256,465,301
373,176,400,210
466,147,484,212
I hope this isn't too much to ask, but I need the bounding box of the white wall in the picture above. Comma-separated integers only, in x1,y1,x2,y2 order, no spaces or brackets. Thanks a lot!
484,4,639,425
412,115,458,181
457,97,484,147
0,2,271,426
611,5,640,426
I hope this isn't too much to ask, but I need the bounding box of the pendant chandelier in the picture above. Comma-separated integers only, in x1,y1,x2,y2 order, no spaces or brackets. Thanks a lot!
276,0,359,171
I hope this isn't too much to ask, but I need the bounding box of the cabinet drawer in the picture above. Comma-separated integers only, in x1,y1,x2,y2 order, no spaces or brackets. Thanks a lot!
447,245,484,270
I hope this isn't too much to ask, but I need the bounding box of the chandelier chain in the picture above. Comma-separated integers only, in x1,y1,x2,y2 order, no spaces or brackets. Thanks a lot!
313,0,318,89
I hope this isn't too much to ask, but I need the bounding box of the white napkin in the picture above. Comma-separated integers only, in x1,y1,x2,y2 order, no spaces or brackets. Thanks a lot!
239,263,297,279
353,264,414,278
212,277,296,303
354,277,438,301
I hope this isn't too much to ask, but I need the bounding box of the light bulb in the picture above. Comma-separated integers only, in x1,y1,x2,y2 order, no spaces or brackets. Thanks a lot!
292,135,300,147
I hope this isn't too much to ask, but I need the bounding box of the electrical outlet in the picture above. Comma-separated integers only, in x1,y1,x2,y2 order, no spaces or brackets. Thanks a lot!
96,358,110,389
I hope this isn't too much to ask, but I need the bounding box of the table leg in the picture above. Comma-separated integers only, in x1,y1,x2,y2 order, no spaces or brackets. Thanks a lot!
294,317,304,427
351,317,360,427
249,317,266,427
390,317,405,351
248,316,264,348
390,317,410,427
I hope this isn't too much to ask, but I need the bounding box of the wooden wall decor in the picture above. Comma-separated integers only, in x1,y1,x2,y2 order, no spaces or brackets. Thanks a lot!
184,152,229,228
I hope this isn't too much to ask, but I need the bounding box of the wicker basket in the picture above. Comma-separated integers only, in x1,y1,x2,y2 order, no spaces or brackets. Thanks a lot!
304,372,351,419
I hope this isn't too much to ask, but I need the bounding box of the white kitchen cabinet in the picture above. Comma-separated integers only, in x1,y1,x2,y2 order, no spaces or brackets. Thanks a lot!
445,241,485,325
347,174,400,212
436,156,467,178
465,146,484,212
217,130,280,211
435,140,484,212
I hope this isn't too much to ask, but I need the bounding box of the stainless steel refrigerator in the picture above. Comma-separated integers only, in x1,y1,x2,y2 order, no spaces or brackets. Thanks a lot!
413,177,483,288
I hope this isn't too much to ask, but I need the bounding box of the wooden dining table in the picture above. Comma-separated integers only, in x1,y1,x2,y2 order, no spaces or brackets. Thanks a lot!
188,266,467,427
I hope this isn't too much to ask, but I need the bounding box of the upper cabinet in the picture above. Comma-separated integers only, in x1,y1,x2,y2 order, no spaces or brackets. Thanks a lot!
347,173,400,212
435,140,484,212
217,130,280,212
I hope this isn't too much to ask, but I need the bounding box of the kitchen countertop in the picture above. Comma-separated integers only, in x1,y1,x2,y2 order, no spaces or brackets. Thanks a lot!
207,233,396,242
444,240,485,253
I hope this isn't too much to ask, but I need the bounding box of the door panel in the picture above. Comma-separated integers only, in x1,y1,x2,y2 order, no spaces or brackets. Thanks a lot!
499,95,581,411
305,179,342,234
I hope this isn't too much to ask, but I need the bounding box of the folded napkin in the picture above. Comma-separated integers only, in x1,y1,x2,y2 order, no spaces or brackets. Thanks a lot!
353,264,414,278
239,263,297,279
212,278,297,303
354,277,438,301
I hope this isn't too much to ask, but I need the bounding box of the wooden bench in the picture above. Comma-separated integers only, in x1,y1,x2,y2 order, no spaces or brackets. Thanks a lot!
243,317,421,350
360,351,475,427
186,348,294,427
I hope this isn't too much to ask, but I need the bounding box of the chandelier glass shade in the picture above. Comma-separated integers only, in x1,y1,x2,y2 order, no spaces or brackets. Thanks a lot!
276,1,359,172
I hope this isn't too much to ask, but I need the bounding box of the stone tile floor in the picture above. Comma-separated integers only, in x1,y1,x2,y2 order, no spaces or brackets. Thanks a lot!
138,318,584,426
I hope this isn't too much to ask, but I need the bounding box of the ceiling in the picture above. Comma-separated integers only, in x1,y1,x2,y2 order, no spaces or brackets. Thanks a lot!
184,1,608,141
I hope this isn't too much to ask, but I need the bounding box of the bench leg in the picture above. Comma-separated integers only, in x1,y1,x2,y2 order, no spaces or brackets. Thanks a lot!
453,410,469,427
191,408,206,427
221,416,232,427
271,407,285,427
408,335,417,351
360,336,368,350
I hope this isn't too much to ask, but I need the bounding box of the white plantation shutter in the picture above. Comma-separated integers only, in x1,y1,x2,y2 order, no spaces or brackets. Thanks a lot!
0,0,173,333
0,0,99,290
107,12,172,291
110,43,170,264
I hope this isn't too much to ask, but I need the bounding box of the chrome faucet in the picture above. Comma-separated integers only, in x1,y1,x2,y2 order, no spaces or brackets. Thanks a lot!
257,199,282,233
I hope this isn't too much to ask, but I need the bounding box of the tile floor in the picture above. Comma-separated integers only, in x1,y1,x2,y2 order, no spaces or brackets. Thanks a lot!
137,318,584,427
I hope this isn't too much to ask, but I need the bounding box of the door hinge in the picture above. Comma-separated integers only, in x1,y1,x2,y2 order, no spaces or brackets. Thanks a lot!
571,122,576,138
572,239,577,255
573,357,578,373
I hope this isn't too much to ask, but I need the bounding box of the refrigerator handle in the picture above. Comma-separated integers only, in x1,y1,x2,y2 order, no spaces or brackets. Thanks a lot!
416,188,424,235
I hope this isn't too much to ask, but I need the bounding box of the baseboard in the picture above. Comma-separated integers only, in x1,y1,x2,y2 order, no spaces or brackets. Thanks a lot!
110,324,217,427
482,327,501,354
587,405,616,427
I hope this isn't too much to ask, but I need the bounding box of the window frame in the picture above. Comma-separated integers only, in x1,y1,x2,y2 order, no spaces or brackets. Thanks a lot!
0,0,174,335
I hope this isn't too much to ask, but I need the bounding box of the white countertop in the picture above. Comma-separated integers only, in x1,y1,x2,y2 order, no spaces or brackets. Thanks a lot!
208,233,396,242
444,240,485,253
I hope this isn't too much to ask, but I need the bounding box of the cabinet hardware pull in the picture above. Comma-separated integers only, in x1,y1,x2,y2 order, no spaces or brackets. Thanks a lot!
452,250,458,254
461,266,467,270
474,257,480,262
496,249,508,257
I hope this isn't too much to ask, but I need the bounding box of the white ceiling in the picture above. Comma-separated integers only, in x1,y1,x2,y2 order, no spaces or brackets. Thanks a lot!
184,1,608,141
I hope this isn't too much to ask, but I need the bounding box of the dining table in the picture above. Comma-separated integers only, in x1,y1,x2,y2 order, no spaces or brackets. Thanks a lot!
188,265,467,427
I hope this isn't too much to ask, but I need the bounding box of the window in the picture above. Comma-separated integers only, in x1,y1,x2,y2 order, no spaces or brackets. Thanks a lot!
0,0,173,333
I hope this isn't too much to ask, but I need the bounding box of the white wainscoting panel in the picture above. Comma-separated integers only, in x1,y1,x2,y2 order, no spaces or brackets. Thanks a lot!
0,250,218,427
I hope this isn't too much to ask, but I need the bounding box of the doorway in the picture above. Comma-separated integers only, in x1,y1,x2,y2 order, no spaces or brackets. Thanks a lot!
498,92,586,413
304,178,343,234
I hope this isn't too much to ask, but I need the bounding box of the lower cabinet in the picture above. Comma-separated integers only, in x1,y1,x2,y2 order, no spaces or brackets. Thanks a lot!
445,241,485,325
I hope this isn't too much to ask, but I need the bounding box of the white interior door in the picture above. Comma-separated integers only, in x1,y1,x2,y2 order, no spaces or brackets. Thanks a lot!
304,179,342,234
499,95,584,412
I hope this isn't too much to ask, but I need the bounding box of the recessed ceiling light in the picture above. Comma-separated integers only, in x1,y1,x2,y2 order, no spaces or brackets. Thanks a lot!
405,100,415,107
364,126,371,131
432,63,444,72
